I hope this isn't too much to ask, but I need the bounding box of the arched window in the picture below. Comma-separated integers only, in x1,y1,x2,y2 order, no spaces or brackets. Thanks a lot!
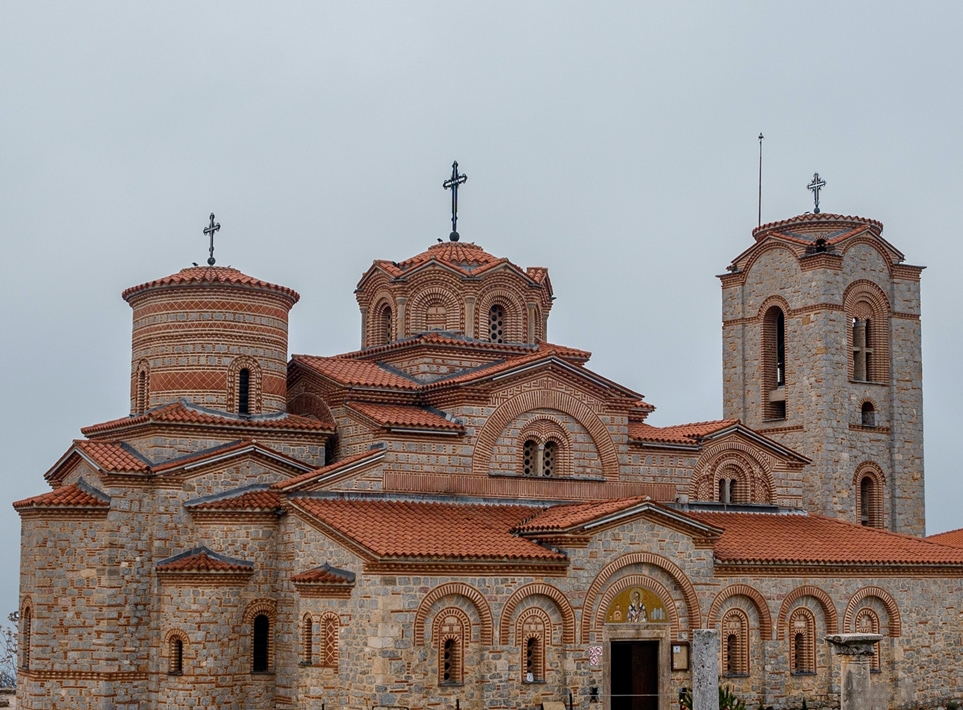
855,608,881,672
489,305,505,343
721,609,749,676
789,608,815,675
252,614,271,673
763,306,787,420
519,610,548,683
542,441,557,477
523,439,538,476
238,368,251,416
436,611,465,685
861,401,876,428
20,607,31,670
426,302,447,331
135,361,150,414
301,614,315,666
717,468,744,505
382,307,393,344
852,318,874,382
321,613,339,670
859,475,883,528
169,636,184,675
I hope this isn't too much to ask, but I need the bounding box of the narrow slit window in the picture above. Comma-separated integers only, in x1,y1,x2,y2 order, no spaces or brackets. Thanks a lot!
302,615,314,665
861,402,876,428
542,441,557,477
523,440,538,476
238,368,251,416
21,608,31,670
169,637,184,675
252,614,270,673
489,305,505,343
859,475,882,528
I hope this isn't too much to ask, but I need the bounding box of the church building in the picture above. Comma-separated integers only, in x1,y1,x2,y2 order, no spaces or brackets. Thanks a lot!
13,196,963,709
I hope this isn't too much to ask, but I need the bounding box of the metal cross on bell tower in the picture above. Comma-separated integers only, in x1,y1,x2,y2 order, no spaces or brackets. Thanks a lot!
203,213,221,265
807,173,826,214
442,161,468,242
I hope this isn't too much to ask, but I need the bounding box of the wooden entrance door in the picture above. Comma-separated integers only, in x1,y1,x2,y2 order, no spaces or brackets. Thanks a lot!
610,640,659,710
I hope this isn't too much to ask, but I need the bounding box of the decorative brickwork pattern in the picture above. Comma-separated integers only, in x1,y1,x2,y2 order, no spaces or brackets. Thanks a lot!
414,583,493,646
707,585,773,640
498,583,576,645
776,586,838,639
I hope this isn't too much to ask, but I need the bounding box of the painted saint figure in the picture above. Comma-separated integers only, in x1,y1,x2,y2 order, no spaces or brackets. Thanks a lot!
626,590,647,623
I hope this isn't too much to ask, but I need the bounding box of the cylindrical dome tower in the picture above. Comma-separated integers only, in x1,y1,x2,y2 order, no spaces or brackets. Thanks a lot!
122,266,300,416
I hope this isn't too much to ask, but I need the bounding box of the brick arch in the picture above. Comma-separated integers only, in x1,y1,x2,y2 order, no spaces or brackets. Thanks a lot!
592,574,681,639
841,236,899,278
853,462,886,529
242,598,277,624
515,606,553,647
498,583,576,645
477,288,527,344
227,355,263,415
690,444,775,505
518,415,575,479
581,552,701,643
472,390,619,480
707,585,774,640
776,586,838,639
408,283,463,334
844,586,901,637
755,294,793,321
414,582,493,646
366,292,396,347
742,243,802,282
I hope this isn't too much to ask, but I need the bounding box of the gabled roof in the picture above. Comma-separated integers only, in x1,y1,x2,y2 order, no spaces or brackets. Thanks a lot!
13,479,111,511
926,527,963,548
628,420,738,446
689,511,963,568
289,497,564,562
512,497,722,539
44,440,152,482
155,546,254,573
345,402,465,433
150,439,313,475
122,266,299,303
291,562,356,584
270,449,386,492
184,484,283,512
81,400,333,437
291,355,421,391
359,241,551,294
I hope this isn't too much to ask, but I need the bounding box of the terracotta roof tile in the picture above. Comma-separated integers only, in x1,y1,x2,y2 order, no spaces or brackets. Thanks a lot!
751,213,883,242
291,355,421,390
421,343,596,389
73,440,151,472
270,449,385,492
291,497,564,561
927,527,963,548
291,562,356,584
185,486,283,511
338,331,543,359
14,481,110,510
688,512,963,566
156,546,253,572
122,266,299,303
81,401,332,436
346,402,464,431
512,497,655,533
628,419,738,445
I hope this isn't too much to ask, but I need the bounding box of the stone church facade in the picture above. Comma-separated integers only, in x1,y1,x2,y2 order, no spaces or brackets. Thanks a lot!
14,212,963,709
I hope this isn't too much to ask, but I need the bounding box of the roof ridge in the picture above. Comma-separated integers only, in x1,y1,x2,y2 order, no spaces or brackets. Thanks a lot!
183,483,272,507
156,545,254,569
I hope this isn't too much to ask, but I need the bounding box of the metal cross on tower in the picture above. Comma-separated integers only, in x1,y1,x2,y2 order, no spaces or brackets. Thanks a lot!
204,213,221,265
442,161,468,242
807,173,826,214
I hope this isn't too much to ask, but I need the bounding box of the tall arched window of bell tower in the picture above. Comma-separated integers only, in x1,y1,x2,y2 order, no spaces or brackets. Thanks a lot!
762,305,787,420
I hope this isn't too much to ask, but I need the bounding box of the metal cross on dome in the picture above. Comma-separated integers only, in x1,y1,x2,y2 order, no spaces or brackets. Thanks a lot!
807,173,827,214
203,213,221,266
442,161,468,242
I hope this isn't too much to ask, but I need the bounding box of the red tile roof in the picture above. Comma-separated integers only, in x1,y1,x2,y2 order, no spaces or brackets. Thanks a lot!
290,498,564,562
688,512,963,566
346,402,464,432
122,266,299,303
156,547,253,573
337,331,547,360
185,488,282,511
628,420,738,445
270,449,385,492
74,440,151,472
14,481,110,510
291,563,356,584
291,355,421,390
751,213,883,242
927,527,963,548
81,401,332,436
513,497,655,533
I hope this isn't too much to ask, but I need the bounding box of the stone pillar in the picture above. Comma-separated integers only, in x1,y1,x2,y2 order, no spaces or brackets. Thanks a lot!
691,629,719,710
359,306,368,348
825,634,884,710
396,297,407,339
526,302,538,344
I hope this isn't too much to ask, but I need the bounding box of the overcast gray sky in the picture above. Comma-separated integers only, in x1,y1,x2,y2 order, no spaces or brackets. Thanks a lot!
2,3,962,615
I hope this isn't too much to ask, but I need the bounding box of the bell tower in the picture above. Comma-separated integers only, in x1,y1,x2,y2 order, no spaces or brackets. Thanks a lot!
720,212,925,535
